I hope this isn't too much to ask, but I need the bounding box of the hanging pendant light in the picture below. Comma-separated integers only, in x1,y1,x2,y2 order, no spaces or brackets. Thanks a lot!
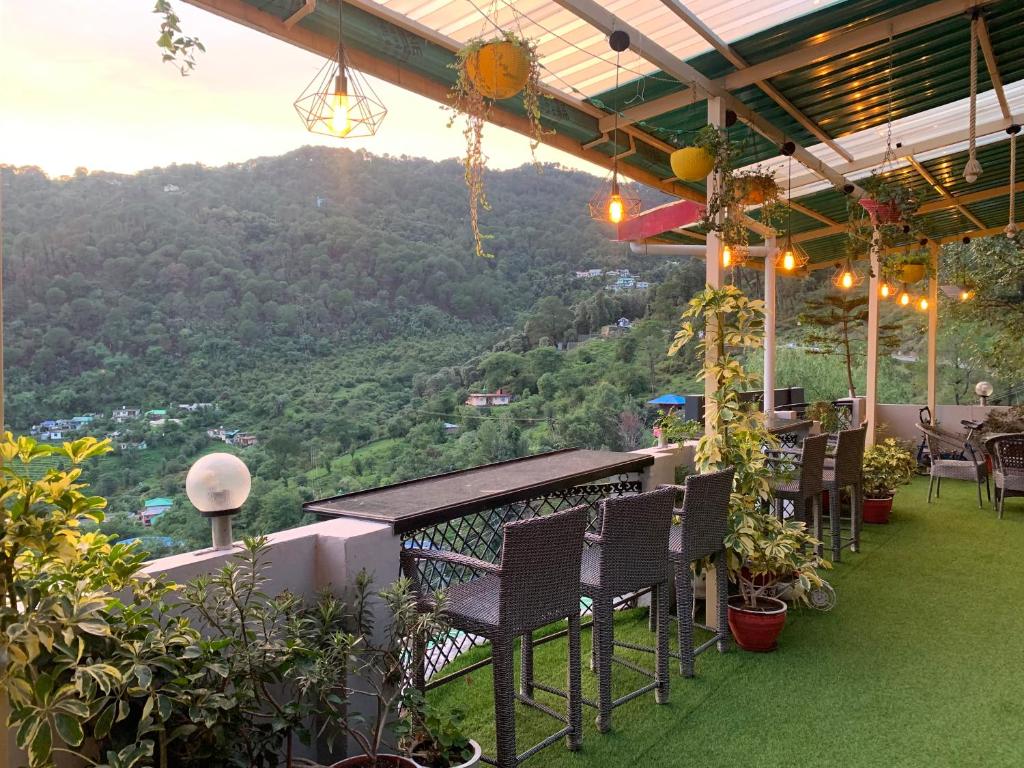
775,155,808,273
833,259,862,290
589,31,640,224
294,1,387,138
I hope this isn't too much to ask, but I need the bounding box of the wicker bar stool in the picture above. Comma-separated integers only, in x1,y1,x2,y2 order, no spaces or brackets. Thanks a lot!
985,434,1024,518
402,506,588,768
573,487,676,733
919,424,990,508
660,467,735,677
769,433,828,526
820,424,867,561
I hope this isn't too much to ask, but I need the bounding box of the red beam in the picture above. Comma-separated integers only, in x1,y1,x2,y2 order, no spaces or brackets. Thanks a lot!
615,199,704,242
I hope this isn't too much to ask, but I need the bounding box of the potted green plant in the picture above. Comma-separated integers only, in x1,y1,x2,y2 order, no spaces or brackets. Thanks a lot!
669,285,828,653
670,124,720,182
857,172,919,226
395,694,480,768
653,410,702,447
861,438,917,523
728,514,828,652
881,246,932,285
448,32,546,258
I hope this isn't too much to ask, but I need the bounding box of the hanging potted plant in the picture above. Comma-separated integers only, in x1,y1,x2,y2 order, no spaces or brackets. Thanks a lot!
670,124,722,182
861,438,917,524
857,173,919,225
735,168,779,206
449,32,546,258
880,243,933,285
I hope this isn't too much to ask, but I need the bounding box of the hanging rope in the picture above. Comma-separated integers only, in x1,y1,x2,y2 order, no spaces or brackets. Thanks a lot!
964,14,983,183
1007,124,1021,238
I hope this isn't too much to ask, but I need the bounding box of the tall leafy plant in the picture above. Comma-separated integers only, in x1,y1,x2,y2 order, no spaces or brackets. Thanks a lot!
668,286,827,604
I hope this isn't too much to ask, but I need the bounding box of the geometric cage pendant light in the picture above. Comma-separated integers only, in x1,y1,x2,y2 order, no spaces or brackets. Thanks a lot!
294,1,387,139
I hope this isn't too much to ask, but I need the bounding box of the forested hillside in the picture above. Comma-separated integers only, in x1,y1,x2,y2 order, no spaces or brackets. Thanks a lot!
5,146,995,554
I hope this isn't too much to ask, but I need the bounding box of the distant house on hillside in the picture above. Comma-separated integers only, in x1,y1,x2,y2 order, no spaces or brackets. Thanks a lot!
71,415,94,429
443,422,460,435
139,497,172,526
118,440,148,452
233,433,258,448
163,184,180,193
145,409,168,421
113,406,142,422
465,390,512,407
178,402,214,413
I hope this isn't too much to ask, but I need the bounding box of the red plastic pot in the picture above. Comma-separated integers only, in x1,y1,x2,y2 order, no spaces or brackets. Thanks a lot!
727,596,787,652
863,495,894,524
858,198,900,225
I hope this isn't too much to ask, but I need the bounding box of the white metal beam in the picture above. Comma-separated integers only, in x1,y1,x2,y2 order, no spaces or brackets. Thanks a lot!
865,227,882,446
927,241,940,416
608,0,997,132
550,0,857,192
976,16,1014,122
763,234,777,414
906,157,986,229
655,0,853,162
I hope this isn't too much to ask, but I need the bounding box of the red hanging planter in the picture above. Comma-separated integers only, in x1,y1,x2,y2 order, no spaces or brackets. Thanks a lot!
858,198,901,225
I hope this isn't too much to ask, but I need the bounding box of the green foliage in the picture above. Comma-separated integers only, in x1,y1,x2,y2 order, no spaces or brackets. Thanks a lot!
653,410,701,443
668,286,827,603
806,401,842,434
397,697,475,768
0,434,200,768
862,438,916,499
153,1,204,75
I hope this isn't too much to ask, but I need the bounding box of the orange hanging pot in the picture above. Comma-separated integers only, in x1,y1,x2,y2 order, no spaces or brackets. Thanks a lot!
464,40,531,100
737,177,777,205
670,147,715,182
900,263,926,283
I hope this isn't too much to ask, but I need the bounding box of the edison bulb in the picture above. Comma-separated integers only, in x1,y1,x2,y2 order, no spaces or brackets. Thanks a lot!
608,194,624,223
722,246,732,268
782,250,796,271
880,283,891,298
899,291,910,306
840,271,853,289
330,91,352,136
960,290,972,302
918,297,929,311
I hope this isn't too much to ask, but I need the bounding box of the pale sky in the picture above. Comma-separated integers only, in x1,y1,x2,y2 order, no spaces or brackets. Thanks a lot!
0,0,597,177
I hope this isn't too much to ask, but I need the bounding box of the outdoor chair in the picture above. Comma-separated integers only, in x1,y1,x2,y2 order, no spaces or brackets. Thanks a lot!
508,487,673,734
402,506,588,768
918,423,989,509
659,467,735,677
768,433,828,527
820,424,867,561
984,434,1024,519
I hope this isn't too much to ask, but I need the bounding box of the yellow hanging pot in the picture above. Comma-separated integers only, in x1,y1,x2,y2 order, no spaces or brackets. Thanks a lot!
465,40,531,100
900,264,926,283
670,147,715,182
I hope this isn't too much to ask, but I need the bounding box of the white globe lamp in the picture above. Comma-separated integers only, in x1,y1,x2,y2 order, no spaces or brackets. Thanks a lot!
186,453,251,550
975,380,994,406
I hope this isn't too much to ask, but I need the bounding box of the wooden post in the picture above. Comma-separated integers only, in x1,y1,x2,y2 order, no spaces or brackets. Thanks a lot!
704,97,725,631
927,241,939,418
763,234,777,414
864,226,882,446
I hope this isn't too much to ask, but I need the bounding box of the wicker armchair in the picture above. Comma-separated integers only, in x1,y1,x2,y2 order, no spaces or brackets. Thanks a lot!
984,434,1024,519
820,424,867,561
402,505,588,768
918,424,989,508
769,433,828,526
570,487,676,733
660,467,735,677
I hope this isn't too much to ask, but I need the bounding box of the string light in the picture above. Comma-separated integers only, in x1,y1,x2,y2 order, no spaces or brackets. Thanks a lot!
722,246,732,268
899,288,911,306
880,282,895,299
918,296,929,311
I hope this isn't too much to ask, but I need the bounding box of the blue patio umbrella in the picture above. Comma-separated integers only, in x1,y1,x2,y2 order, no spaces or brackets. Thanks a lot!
647,394,686,406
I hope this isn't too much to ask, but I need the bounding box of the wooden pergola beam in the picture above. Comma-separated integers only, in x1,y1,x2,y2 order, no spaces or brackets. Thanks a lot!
608,0,997,132
550,0,858,193
792,181,1024,243
182,0,703,202
976,16,1014,122
654,0,853,162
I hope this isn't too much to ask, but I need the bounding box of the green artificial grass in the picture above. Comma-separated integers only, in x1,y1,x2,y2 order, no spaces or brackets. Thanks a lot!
429,477,1024,767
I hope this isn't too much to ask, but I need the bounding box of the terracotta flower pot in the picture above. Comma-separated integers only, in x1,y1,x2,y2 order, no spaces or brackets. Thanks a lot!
727,596,787,652
465,41,530,100
863,495,894,524
737,177,776,205
670,146,715,182
858,198,900,225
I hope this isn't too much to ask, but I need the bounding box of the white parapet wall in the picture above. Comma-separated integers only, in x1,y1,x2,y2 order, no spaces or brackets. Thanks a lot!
877,403,1012,443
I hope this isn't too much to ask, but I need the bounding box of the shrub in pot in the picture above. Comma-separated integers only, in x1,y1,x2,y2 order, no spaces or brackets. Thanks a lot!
861,438,917,523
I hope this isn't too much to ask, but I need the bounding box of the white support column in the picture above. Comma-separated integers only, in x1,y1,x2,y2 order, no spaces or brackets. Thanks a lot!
704,97,726,435
927,241,940,418
864,227,882,446
703,97,726,632
763,234,777,414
